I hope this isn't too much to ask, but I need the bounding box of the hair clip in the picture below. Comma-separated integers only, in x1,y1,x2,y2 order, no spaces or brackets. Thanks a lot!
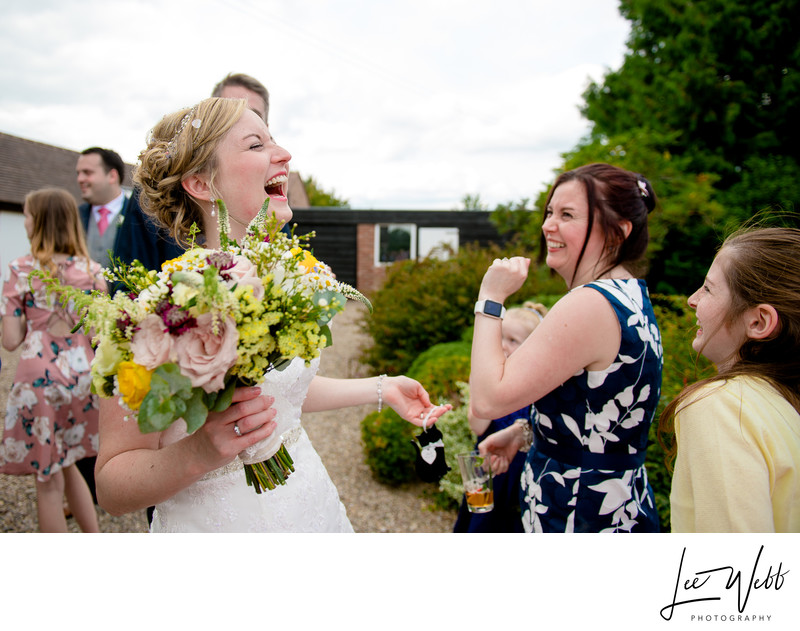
638,179,649,198
524,307,545,322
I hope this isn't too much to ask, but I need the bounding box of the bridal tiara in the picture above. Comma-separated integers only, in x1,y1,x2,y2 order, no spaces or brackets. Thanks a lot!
165,106,202,158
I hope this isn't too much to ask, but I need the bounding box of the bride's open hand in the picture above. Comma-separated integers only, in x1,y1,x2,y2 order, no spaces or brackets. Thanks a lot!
383,376,452,427
188,387,277,470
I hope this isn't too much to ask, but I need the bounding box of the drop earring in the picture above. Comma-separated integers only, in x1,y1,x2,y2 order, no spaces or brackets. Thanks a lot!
210,197,216,217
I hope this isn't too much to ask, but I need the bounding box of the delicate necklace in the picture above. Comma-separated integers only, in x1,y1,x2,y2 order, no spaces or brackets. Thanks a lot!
228,213,247,229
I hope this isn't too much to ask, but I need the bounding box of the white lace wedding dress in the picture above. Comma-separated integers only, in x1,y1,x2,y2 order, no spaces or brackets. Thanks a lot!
150,357,354,532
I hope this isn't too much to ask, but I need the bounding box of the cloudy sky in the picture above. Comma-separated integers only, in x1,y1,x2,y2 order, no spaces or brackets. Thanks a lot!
0,0,630,209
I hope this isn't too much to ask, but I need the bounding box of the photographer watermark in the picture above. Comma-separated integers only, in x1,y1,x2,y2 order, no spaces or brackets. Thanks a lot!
660,545,789,624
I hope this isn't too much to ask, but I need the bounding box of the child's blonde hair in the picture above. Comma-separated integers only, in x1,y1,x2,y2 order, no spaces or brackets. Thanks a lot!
505,301,548,334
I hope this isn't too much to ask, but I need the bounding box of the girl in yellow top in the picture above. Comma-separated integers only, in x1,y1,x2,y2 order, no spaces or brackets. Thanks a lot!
661,227,800,532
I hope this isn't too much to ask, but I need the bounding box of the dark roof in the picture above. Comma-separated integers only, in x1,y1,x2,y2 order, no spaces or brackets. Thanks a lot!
0,131,309,212
0,132,135,211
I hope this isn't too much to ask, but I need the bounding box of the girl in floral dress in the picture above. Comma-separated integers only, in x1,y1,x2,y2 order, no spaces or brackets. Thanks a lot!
1,188,105,532
471,163,663,532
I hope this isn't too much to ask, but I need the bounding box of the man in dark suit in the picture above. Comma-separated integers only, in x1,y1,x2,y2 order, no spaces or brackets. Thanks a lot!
74,146,134,502
76,147,130,271
112,189,184,271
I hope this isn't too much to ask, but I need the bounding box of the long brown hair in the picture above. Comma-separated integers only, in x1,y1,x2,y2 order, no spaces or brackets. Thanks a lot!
539,163,656,286
659,227,800,464
25,187,91,273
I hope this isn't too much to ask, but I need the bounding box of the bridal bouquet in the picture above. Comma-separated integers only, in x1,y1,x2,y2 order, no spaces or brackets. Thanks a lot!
38,199,370,493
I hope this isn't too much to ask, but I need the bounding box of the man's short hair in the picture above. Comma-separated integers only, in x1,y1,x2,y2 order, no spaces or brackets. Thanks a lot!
80,147,126,186
211,72,270,121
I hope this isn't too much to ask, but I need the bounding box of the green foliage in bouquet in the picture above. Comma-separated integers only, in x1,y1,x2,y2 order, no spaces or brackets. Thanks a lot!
360,241,563,375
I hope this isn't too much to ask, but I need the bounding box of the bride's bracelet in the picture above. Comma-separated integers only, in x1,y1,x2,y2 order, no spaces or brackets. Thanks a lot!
377,374,387,412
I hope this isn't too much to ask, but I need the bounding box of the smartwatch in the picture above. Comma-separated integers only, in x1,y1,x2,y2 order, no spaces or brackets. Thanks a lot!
474,299,506,319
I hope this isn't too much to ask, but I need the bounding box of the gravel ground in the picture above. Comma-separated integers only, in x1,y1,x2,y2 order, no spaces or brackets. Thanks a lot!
0,302,456,533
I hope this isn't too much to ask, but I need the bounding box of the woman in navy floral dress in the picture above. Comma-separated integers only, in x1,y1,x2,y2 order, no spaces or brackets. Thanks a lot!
470,163,662,532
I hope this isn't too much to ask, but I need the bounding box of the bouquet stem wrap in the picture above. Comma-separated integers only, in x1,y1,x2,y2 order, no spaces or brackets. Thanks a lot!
242,445,295,493
236,375,298,493
239,429,295,494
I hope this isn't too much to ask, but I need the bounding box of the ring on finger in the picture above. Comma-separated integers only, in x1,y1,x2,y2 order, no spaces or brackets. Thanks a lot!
233,423,242,437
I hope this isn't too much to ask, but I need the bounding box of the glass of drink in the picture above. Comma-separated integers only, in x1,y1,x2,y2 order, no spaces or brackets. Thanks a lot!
457,451,493,513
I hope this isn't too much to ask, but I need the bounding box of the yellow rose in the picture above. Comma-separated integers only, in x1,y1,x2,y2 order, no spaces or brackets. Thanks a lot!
291,247,319,273
117,361,153,410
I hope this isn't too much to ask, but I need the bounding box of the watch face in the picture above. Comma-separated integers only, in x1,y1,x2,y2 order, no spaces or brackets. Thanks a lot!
484,300,504,317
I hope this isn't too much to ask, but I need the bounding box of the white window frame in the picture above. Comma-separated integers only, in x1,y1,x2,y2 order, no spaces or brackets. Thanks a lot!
418,227,459,260
374,223,417,266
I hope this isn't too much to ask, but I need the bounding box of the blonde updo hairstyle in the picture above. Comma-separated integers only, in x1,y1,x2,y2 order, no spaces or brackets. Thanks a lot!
134,97,248,246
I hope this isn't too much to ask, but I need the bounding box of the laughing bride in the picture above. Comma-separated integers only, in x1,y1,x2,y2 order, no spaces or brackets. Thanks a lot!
95,97,449,532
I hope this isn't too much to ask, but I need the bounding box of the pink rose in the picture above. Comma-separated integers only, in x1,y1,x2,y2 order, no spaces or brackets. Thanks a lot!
228,255,264,300
131,314,174,370
173,313,239,393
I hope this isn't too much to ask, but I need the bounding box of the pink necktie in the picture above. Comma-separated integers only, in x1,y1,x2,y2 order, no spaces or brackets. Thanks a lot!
97,206,110,236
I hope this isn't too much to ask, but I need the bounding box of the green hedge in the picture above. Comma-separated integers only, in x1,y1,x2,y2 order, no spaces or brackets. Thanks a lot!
647,294,714,531
407,341,472,406
360,408,418,486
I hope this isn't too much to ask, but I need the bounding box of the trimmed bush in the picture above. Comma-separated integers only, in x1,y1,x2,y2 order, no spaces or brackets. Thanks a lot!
360,408,417,486
407,341,472,406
